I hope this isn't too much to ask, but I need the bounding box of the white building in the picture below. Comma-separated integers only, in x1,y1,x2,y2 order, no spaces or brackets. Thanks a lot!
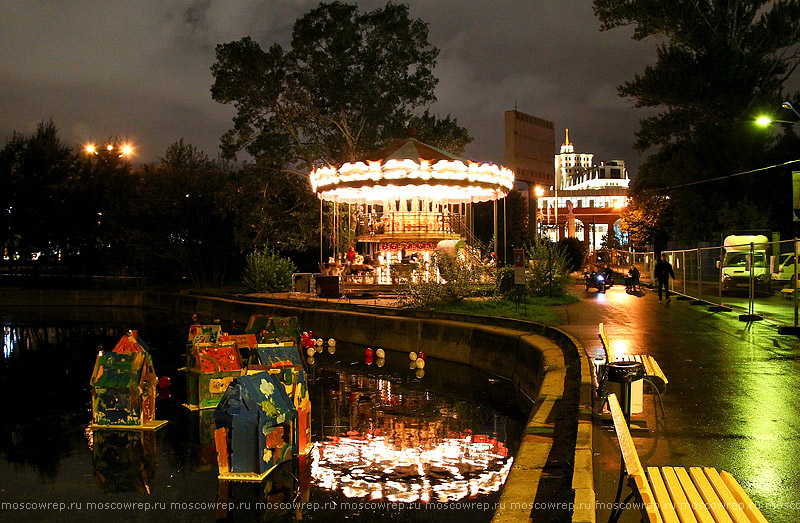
554,129,593,190
537,130,630,251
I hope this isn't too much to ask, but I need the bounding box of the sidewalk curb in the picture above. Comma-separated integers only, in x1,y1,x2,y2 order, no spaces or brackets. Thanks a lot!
565,330,596,523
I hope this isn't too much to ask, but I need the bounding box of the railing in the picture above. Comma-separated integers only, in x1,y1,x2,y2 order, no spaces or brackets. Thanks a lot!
355,211,466,239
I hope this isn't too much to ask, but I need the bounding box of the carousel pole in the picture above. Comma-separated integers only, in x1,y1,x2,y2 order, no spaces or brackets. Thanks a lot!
503,193,507,265
493,194,498,264
319,197,324,267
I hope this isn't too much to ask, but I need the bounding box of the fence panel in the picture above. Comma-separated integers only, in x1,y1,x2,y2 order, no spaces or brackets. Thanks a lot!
645,240,800,325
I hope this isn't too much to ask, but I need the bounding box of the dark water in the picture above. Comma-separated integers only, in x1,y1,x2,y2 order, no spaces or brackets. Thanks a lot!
0,307,531,522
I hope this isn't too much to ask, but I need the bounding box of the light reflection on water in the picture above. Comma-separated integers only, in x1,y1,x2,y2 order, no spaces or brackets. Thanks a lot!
0,311,530,522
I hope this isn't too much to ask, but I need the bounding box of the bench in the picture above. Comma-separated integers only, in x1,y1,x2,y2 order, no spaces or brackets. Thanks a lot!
607,393,768,523
599,322,668,417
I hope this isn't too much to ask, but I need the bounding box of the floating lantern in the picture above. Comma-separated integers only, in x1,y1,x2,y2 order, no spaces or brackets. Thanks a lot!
375,348,385,359
306,347,316,357
158,376,171,389
327,345,336,354
365,347,374,358
307,356,315,365
415,359,426,369
376,358,385,368
328,338,336,346
409,351,417,361
415,369,425,379
418,351,426,361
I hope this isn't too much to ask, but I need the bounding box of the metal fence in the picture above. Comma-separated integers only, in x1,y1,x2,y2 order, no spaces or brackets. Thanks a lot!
615,240,800,327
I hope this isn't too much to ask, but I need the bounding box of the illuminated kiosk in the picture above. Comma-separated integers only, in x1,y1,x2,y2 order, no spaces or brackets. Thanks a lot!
309,137,513,289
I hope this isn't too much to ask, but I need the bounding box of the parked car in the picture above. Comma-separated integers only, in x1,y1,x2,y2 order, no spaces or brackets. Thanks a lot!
773,253,797,286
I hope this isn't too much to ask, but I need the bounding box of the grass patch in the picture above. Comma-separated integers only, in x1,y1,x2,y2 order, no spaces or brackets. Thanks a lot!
434,294,578,325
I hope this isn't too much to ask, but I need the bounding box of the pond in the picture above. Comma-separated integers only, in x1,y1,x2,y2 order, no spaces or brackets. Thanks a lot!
0,306,531,522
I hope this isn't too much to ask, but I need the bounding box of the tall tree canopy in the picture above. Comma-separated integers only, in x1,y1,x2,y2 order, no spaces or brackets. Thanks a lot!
595,0,800,244
211,1,469,170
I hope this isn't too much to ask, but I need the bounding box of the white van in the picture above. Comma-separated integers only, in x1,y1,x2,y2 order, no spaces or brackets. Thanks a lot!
720,235,771,294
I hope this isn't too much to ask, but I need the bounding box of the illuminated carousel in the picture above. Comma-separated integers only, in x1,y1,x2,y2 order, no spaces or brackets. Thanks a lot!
309,137,514,288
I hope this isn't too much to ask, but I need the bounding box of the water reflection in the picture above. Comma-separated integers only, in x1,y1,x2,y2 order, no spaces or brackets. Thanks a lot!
307,360,516,505
0,311,529,522
87,429,157,494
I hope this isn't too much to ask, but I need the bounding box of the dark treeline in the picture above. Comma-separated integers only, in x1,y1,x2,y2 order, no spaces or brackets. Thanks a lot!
0,121,319,287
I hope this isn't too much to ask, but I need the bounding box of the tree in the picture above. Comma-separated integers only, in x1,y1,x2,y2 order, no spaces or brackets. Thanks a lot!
134,140,239,286
0,121,75,272
211,2,472,265
594,0,800,243
211,1,451,170
620,194,672,250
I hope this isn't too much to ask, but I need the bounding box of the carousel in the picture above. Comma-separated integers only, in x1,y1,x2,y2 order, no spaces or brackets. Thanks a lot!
309,137,513,290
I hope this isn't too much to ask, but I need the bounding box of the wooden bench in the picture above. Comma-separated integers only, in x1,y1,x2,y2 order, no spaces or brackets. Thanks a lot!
607,393,768,523
599,322,668,417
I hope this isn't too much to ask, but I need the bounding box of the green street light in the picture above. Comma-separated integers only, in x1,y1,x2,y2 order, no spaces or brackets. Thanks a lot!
756,115,798,126
757,101,800,126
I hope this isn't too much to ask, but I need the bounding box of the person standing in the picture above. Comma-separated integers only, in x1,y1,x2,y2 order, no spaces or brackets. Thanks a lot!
654,253,675,303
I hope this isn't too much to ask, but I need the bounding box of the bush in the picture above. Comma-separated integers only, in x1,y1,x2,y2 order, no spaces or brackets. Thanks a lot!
400,252,480,308
525,239,571,297
242,246,296,293
556,237,587,273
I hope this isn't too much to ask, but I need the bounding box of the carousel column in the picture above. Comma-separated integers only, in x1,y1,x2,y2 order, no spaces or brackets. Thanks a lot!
503,194,507,264
493,193,499,264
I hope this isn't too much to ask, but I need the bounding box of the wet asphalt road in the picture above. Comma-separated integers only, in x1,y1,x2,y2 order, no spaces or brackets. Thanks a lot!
556,284,800,522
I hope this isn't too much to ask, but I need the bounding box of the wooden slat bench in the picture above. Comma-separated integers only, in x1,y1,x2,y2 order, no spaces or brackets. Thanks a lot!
607,393,768,523
599,322,668,416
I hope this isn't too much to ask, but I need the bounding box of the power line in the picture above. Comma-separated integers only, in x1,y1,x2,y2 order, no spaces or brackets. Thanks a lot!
642,158,800,192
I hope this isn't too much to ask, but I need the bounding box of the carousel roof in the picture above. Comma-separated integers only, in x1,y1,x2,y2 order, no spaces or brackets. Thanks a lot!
309,138,513,205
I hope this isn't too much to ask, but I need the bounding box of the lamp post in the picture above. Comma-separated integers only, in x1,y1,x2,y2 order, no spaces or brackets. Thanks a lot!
758,104,800,333
533,186,544,240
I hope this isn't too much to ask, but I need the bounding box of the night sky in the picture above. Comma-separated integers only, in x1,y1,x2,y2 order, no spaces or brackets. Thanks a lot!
1,1,661,174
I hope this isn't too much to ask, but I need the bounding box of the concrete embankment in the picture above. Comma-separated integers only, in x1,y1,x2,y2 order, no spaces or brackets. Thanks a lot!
1,288,592,522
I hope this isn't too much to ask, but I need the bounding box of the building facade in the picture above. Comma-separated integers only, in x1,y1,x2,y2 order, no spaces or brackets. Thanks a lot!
539,130,630,253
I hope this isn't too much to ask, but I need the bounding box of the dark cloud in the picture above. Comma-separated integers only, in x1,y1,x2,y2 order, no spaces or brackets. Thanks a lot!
0,0,660,172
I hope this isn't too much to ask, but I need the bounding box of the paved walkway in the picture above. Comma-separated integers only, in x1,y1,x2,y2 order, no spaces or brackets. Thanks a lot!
556,283,800,522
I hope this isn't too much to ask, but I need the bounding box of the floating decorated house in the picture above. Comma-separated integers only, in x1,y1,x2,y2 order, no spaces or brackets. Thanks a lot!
246,315,302,346
89,331,167,430
248,342,312,456
214,371,296,481
185,341,244,410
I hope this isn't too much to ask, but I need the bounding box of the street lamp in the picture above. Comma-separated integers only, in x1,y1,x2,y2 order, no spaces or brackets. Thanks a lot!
756,102,800,126
783,101,800,119
84,142,133,158
533,186,544,239
757,102,800,333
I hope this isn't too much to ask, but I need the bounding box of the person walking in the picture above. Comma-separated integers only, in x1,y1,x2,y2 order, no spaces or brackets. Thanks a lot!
654,253,675,303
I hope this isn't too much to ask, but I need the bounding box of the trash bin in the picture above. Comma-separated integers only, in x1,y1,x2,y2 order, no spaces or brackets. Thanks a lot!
603,360,645,416
315,275,340,298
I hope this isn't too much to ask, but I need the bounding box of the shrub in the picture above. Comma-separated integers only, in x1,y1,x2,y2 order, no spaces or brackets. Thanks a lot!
242,246,296,293
400,252,480,308
525,239,571,297
556,237,587,273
